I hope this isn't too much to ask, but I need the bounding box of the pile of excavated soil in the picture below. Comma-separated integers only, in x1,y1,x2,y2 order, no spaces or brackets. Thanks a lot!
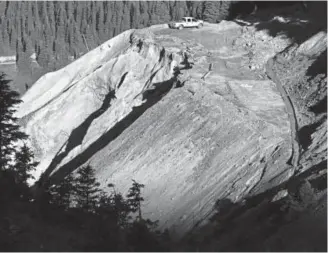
232,25,290,72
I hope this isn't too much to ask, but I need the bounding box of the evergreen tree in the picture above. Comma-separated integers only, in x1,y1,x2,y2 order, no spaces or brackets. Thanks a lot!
49,172,75,209
34,172,55,215
74,165,101,212
0,169,21,203
126,219,162,252
0,73,27,171
125,179,163,252
126,179,145,220
14,143,38,186
219,1,232,21
92,190,121,251
203,1,231,23
97,183,131,228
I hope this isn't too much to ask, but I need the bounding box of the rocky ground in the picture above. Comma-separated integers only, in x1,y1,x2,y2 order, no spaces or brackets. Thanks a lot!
16,22,292,233
176,7,327,251
15,6,326,249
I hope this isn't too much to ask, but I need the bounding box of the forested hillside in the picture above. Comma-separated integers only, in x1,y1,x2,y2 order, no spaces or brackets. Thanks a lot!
0,1,232,70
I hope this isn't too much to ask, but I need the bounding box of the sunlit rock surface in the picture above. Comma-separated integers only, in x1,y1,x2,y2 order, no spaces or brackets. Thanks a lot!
15,20,325,234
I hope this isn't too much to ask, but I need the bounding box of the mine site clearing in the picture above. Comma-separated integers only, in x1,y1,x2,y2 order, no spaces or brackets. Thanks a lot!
150,19,293,127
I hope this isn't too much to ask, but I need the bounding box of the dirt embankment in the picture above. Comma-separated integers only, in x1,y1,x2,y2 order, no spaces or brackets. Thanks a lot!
266,58,300,168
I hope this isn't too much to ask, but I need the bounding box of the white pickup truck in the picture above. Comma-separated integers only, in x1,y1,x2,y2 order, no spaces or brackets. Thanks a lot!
169,17,204,30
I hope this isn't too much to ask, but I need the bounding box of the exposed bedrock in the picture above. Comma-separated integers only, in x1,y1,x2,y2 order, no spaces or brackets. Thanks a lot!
15,21,325,235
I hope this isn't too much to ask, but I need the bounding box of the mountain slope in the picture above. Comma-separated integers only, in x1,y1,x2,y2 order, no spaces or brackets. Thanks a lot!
15,19,302,234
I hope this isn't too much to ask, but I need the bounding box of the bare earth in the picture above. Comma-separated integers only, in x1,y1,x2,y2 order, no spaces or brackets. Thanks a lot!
15,20,325,235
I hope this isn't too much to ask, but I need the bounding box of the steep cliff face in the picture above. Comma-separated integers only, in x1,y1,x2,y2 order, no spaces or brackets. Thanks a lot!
15,18,325,235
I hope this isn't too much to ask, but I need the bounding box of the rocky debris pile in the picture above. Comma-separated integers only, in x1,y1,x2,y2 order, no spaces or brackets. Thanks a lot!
205,20,241,32
268,30,327,176
232,25,290,72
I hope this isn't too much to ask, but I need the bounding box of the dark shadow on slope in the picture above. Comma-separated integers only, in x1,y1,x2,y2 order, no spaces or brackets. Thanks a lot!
310,96,327,115
159,48,166,63
193,160,327,231
254,20,321,44
184,160,327,252
66,91,116,151
40,73,129,181
46,69,182,186
179,53,194,70
233,18,321,45
307,49,327,78
40,90,116,181
228,1,300,21
309,172,327,191
227,1,257,20
298,116,326,151
244,160,327,208
231,2,326,45
117,72,128,89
